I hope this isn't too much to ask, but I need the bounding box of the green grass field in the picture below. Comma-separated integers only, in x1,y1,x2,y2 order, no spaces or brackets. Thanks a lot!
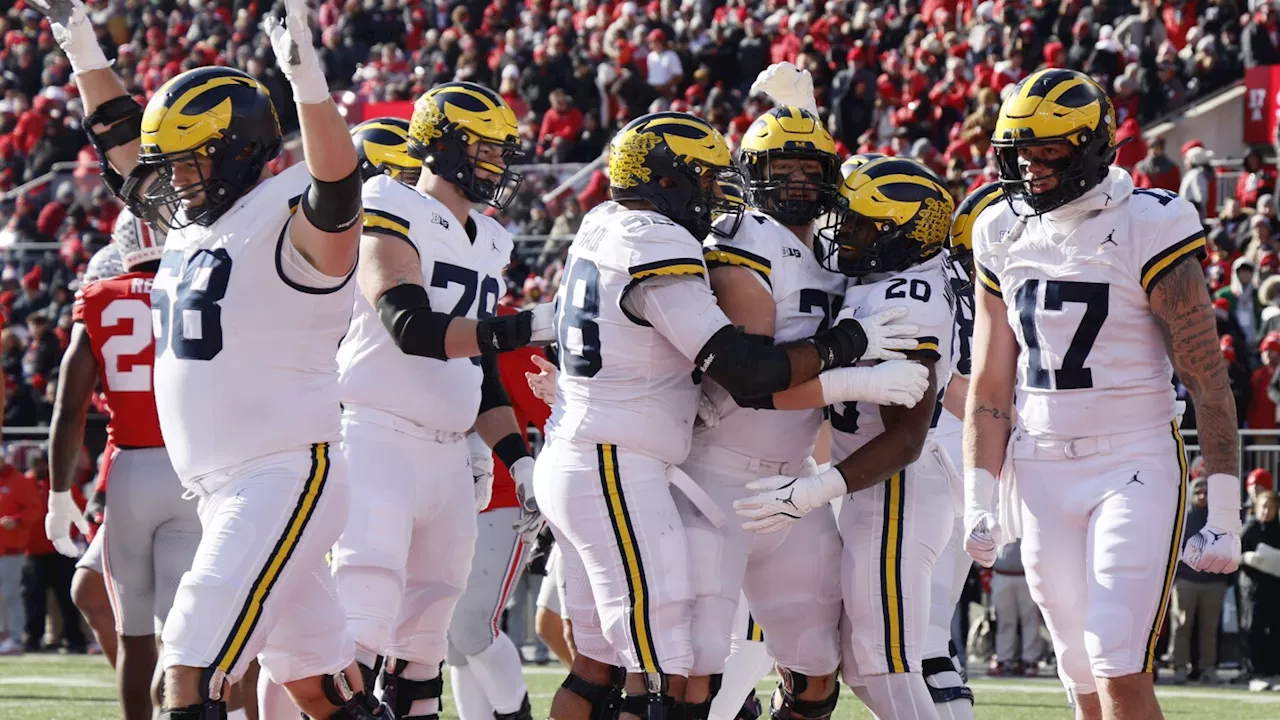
2,655,1279,719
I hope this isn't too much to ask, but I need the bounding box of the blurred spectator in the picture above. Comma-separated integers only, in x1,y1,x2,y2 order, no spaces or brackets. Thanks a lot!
0,455,38,654
1180,142,1217,221
1237,150,1277,209
1251,332,1280,429
1168,477,1232,685
1215,258,1261,348
988,539,1043,677
1132,137,1181,192
1240,490,1280,690
20,451,85,653
1243,1,1280,68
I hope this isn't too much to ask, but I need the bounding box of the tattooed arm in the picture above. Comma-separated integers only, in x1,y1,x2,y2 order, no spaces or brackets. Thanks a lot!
1149,257,1240,476
964,287,1019,476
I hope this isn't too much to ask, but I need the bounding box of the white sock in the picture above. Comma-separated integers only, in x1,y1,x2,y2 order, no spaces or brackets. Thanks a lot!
465,632,529,713
709,639,774,720
255,672,300,720
853,673,941,720
451,663,495,720
401,661,442,719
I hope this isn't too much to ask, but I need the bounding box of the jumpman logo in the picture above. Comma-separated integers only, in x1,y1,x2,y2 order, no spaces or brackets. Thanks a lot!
1102,231,1118,247
1126,472,1143,485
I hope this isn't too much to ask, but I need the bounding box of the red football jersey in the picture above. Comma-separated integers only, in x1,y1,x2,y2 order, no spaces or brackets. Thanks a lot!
485,306,552,512
72,273,165,449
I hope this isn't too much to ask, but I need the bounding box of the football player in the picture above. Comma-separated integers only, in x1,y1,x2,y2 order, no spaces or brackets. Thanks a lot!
68,241,126,671
965,68,1241,720
47,209,198,720
32,0,389,716
533,111,918,720
736,157,959,719
686,110,931,720
922,181,1013,720
334,81,552,720
352,117,422,186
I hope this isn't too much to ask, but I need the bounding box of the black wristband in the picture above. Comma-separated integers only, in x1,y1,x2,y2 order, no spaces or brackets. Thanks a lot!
493,433,531,469
809,318,869,370
302,165,363,233
476,311,533,354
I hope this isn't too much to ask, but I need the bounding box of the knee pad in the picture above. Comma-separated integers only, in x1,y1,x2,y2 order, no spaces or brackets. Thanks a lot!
620,674,675,720
356,659,383,697
561,666,626,720
948,641,967,684
320,676,392,720
678,673,723,720
770,670,838,720
735,692,762,720
494,694,533,720
379,659,444,720
921,656,973,706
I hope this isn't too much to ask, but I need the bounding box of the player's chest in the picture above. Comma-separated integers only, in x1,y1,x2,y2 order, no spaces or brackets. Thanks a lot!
422,245,504,321
772,250,846,342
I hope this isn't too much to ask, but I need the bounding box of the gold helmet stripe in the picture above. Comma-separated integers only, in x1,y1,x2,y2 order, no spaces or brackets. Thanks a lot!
418,85,519,143
142,75,265,154
949,183,1005,252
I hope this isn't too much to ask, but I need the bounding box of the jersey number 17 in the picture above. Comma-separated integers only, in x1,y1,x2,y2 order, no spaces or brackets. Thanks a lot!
1014,279,1109,390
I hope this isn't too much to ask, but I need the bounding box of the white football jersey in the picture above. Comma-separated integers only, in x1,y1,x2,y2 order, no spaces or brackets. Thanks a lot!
545,202,714,465
152,163,355,482
829,254,954,461
972,182,1206,439
695,210,847,464
935,199,1017,439
338,175,512,433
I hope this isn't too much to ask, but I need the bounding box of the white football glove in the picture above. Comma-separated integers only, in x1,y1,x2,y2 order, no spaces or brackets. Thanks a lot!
696,391,721,428
818,360,929,407
44,490,89,559
526,354,557,406
734,467,847,534
467,434,494,513
262,0,330,104
963,468,1002,568
527,302,556,345
28,0,109,75
840,305,920,361
1181,473,1243,574
749,62,820,116
512,457,546,547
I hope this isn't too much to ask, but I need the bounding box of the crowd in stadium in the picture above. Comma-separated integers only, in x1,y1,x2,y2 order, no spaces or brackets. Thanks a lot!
2,0,1280,692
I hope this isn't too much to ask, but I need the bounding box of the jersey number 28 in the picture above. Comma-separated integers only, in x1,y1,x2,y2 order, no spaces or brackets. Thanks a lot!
1014,279,1109,390
152,249,232,361
101,298,153,392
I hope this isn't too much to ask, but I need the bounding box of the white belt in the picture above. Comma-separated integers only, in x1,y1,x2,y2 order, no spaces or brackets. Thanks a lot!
667,465,727,529
343,404,466,445
1010,425,1165,461
683,443,809,478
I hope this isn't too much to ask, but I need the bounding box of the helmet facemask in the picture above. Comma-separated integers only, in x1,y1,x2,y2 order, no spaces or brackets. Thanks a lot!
820,203,906,277
412,129,525,211
140,132,280,232
746,150,838,226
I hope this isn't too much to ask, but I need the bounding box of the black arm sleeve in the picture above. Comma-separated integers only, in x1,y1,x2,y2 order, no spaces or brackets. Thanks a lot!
695,325,793,400
719,333,778,410
302,165,363,233
478,354,512,414
375,284,454,360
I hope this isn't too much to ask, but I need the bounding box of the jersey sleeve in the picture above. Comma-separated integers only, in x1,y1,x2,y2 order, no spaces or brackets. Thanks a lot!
622,221,709,286
71,281,101,325
702,212,778,291
1131,192,1207,295
360,175,415,252
970,208,1007,299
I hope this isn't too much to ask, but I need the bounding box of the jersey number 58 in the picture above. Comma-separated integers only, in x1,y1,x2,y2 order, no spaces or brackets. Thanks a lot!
152,249,232,361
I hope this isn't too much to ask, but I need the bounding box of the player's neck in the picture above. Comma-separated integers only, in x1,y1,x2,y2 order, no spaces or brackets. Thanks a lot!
787,222,814,249
418,171,472,228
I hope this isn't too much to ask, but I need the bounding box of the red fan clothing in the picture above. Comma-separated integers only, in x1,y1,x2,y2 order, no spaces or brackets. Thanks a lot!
0,464,39,555
26,475,85,557
484,306,552,512
72,273,165,449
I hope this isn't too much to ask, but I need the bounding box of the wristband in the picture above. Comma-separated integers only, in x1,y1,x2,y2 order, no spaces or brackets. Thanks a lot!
493,433,531,470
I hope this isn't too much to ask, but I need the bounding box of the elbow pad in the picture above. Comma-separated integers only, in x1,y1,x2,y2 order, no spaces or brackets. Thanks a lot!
478,354,512,413
303,166,363,233
84,96,143,201
376,284,452,360
696,326,792,401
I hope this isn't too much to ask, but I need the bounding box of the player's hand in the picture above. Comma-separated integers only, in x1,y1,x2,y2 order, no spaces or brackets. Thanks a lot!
525,354,557,406
28,0,109,74
963,510,1003,568
527,302,556,345
850,305,921,362
45,490,89,558
695,391,720,428
262,0,329,104
818,360,929,407
1181,525,1242,574
512,457,546,548
734,467,847,534
467,434,494,513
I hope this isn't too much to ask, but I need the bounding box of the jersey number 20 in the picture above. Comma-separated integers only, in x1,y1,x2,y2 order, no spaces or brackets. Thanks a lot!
152,249,232,361
1015,279,1109,390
